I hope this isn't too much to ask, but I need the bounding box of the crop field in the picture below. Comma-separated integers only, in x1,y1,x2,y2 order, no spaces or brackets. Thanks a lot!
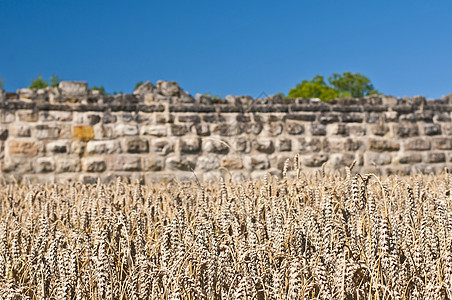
0,157,451,299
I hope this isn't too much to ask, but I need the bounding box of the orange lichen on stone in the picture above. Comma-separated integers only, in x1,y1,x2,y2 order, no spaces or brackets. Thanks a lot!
73,126,94,141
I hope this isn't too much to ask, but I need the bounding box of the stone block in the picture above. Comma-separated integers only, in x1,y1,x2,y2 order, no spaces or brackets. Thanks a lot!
302,153,329,167
46,140,69,153
297,137,324,153
55,157,80,173
370,124,389,136
423,124,441,136
341,113,363,123
244,154,270,170
39,111,72,122
141,125,167,137
151,139,174,156
125,137,149,153
197,154,221,170
348,124,366,136
235,137,251,153
73,126,95,141
425,152,445,163
32,124,61,140
398,153,422,164
433,137,452,150
329,153,356,167
311,123,327,136
0,111,15,123
35,157,55,173
265,123,283,136
365,152,392,165
86,140,121,154
327,123,348,136
178,115,201,123
142,157,164,171
10,124,31,137
243,123,263,135
394,124,418,138
82,157,106,172
369,139,400,152
2,157,33,173
319,113,340,124
17,110,38,122
286,122,304,135
180,137,201,154
0,127,8,140
203,114,225,123
231,171,249,183
278,138,292,152
166,156,196,171
114,124,139,136
203,139,229,154
156,80,180,96
171,124,188,136
404,138,431,151
8,140,43,157
59,81,88,98
213,123,243,136
254,139,275,154
108,155,141,171
221,157,244,169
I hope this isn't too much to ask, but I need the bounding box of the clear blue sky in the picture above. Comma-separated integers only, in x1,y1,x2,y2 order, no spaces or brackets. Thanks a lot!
1,1,451,99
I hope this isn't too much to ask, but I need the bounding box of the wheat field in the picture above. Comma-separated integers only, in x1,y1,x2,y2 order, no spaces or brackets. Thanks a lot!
0,157,451,299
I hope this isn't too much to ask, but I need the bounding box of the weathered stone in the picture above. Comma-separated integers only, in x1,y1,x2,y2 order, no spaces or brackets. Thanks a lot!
114,124,139,136
424,124,441,136
369,139,400,152
235,137,251,153
171,124,188,136
302,153,329,167
311,123,327,136
0,111,15,123
2,157,33,173
0,127,8,140
221,157,244,169
46,140,68,153
286,114,316,121
151,139,174,155
327,123,348,136
370,124,389,136
39,111,72,122
17,110,38,122
86,140,121,154
319,114,340,124
9,125,31,137
178,115,201,123
141,125,167,137
236,115,251,122
35,157,55,173
366,152,392,165
348,125,366,136
244,123,263,135
197,154,221,170
166,156,196,171
213,123,243,136
55,157,80,173
244,155,270,170
434,112,451,122
82,157,106,172
279,139,292,152
59,81,88,99
286,122,304,135
344,138,362,151
341,113,363,123
73,126,94,141
133,81,155,95
33,124,60,140
195,124,210,136
103,112,117,124
108,156,141,171
204,139,229,154
126,137,149,153
142,157,164,171
404,138,431,151
297,137,323,153
180,138,201,154
394,124,418,138
329,153,356,167
398,153,422,164
432,137,452,150
254,139,275,154
203,114,225,123
87,114,101,125
426,152,445,163
8,140,42,157
265,123,283,136
156,80,180,96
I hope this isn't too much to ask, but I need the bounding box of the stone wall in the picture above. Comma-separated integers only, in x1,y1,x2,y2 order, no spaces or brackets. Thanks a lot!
0,80,452,184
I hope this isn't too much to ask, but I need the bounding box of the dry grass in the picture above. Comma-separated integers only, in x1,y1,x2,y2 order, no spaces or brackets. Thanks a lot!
0,159,452,299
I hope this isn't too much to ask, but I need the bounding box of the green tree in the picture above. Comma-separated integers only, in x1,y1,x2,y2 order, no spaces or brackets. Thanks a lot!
0,76,4,89
50,74,60,87
328,72,378,98
29,74,49,89
288,75,339,101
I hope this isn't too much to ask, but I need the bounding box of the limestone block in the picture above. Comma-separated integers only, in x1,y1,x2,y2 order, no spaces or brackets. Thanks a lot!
369,139,400,152
156,80,180,96
254,138,275,154
404,138,431,151
365,152,392,166
142,157,164,171
73,126,94,141
398,153,423,164
35,157,55,173
133,81,155,95
171,124,188,136
197,154,221,170
2,157,33,173
244,123,263,135
178,115,201,123
166,156,196,171
195,124,210,136
71,141,85,156
39,111,72,122
370,124,389,136
235,137,251,153
0,127,8,140
86,140,121,154
33,124,61,140
423,124,441,136
46,140,69,154
348,124,366,136
278,138,292,152
264,123,283,136
8,140,43,157
319,113,340,124
114,124,139,136
55,157,81,172
297,137,324,153
326,123,348,136
82,157,106,172
329,153,356,167
302,153,329,167
108,155,141,171
393,124,419,138
141,125,168,137
311,123,327,136
286,122,304,135
17,88,35,100
17,110,38,122
213,123,243,136
244,154,270,170
59,81,88,98
10,125,31,137
125,137,149,153
425,152,445,163
432,137,452,150
151,139,174,155
180,137,201,154
203,139,229,154
0,111,15,123
221,157,244,169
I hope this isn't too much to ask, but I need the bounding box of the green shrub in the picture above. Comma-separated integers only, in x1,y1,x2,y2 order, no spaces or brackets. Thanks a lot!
90,86,105,94
0,76,4,89
29,74,49,89
135,81,144,90
50,74,60,87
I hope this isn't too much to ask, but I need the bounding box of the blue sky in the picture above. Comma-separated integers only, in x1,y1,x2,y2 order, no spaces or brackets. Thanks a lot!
1,0,451,99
